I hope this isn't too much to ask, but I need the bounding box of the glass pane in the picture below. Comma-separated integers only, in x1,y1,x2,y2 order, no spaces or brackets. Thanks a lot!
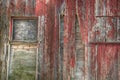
13,19,37,42
8,47,36,80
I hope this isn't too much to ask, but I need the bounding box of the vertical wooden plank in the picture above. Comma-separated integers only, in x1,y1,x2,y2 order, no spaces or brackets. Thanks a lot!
75,16,85,80
6,45,11,80
25,0,35,16
97,45,102,80
77,0,93,80
35,0,46,16
37,16,45,80
10,0,26,15
43,0,56,80
106,0,118,16
118,45,120,80
1,43,8,80
89,21,96,42
76,0,88,43
118,0,120,16
63,0,76,80
113,45,119,80
53,5,59,80
59,15,64,80
117,18,120,41
95,0,107,16
90,44,99,80
89,0,95,43
106,17,117,42
95,0,118,16
105,45,118,80
8,0,36,16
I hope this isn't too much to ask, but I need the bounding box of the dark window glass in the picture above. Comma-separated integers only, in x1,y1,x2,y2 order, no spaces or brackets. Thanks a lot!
13,19,37,42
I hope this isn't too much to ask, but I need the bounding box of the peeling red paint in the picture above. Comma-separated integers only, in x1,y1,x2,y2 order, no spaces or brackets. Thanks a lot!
63,0,76,79
95,0,118,16
1,0,120,80
70,57,75,68
106,17,117,42
9,18,12,40
35,0,46,16
91,44,119,80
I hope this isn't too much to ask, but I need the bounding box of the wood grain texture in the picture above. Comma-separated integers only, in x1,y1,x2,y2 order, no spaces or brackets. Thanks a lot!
0,0,120,80
117,18,120,41
95,0,118,16
9,46,37,80
106,17,117,42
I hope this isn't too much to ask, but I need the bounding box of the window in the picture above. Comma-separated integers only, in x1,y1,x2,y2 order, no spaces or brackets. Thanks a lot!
8,16,38,80
11,17,38,42
8,46,37,80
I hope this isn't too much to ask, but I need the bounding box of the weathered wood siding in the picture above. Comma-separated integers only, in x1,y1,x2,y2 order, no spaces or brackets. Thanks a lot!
0,0,120,80
75,16,85,80
59,15,64,80
88,0,120,80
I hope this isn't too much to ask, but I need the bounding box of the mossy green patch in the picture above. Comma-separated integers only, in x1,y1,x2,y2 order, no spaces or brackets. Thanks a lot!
9,64,35,80
9,48,36,80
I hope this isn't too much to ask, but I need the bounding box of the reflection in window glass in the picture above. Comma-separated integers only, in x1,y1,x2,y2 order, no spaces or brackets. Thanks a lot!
13,19,37,42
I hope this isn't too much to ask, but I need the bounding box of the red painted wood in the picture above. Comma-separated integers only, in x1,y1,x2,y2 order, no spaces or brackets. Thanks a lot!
92,17,106,42
118,18,120,41
35,0,46,16
106,17,117,42
106,0,118,16
25,0,35,15
118,0,120,16
9,18,12,40
90,44,119,80
95,0,118,16
90,44,97,80
8,0,35,15
63,0,76,80
4,0,120,80
77,0,88,43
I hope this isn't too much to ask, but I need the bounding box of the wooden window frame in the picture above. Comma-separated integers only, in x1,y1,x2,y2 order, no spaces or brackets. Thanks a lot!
9,16,38,43
7,16,39,80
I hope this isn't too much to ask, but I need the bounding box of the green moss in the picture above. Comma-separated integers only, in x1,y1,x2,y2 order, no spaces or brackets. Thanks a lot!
9,48,36,80
9,64,35,80
70,77,74,80
9,71,35,80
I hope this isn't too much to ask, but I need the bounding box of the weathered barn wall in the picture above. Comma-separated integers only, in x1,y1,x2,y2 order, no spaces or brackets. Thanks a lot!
0,0,62,80
0,0,120,80
63,0,76,80
76,0,120,80
0,0,37,80
88,0,120,80
90,44,119,80
0,0,9,79
75,16,85,80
